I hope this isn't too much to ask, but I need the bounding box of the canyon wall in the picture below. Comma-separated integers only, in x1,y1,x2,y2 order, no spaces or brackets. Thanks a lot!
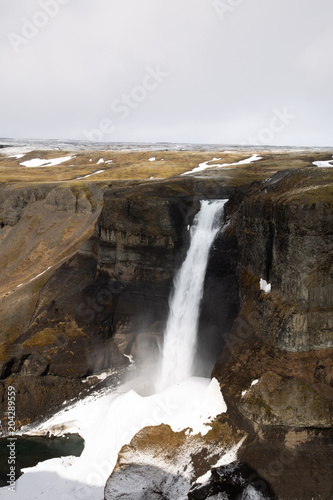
0,177,234,424
213,168,333,428
212,168,333,499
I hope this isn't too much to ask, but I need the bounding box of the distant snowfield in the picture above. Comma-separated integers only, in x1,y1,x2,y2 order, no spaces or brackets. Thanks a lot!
313,156,333,167
181,153,263,175
75,169,105,180
1,377,233,500
0,146,33,158
20,156,76,168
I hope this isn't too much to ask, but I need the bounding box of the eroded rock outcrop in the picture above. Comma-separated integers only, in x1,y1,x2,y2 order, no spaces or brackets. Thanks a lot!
105,419,246,500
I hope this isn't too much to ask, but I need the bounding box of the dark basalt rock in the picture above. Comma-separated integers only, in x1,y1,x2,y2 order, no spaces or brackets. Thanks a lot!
213,168,333,427
188,461,276,499
211,168,333,499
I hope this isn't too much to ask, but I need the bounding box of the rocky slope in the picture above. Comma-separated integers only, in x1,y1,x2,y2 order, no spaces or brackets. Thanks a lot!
0,182,106,425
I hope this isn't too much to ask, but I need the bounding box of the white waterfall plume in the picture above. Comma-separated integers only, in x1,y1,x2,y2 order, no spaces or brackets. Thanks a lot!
158,199,227,390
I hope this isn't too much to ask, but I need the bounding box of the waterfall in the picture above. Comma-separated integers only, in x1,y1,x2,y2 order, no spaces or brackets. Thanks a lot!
158,199,227,390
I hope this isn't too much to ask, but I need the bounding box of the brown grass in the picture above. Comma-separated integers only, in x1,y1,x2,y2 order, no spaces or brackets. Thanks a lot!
1,149,332,185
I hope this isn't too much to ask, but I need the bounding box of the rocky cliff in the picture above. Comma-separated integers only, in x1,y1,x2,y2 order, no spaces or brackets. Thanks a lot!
102,166,333,500
0,176,234,425
212,167,333,499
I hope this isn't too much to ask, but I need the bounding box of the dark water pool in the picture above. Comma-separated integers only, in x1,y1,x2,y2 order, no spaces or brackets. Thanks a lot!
0,434,84,486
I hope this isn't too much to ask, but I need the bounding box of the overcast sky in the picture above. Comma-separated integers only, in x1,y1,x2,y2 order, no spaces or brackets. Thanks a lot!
1,0,332,146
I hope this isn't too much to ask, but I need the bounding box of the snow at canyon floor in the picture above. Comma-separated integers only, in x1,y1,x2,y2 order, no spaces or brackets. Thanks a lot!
0,377,241,500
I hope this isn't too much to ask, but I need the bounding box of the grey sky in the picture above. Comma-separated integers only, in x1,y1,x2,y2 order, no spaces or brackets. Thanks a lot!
1,0,332,146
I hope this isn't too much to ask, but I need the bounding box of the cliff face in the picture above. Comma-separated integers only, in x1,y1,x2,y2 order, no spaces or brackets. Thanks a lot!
0,177,234,424
213,168,333,428
236,168,333,352
0,183,105,425
212,168,333,498
86,189,195,283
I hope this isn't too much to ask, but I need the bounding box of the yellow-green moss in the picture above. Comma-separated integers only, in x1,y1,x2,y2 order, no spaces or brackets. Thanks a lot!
22,318,87,349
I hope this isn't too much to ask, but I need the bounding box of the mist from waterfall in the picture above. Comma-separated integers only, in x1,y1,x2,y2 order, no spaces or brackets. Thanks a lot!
158,199,227,390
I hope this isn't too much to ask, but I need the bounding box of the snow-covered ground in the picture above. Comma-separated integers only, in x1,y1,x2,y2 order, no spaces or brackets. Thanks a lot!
0,377,236,500
20,156,76,168
313,156,333,167
181,153,263,175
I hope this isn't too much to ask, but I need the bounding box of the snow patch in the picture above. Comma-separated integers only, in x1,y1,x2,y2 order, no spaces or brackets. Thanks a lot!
260,278,271,293
30,266,53,282
16,267,53,289
196,436,246,484
313,156,333,168
148,157,156,162
242,379,260,398
20,156,76,168
97,158,104,164
181,154,262,175
75,170,105,180
82,370,115,383
123,354,134,364
9,154,25,159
